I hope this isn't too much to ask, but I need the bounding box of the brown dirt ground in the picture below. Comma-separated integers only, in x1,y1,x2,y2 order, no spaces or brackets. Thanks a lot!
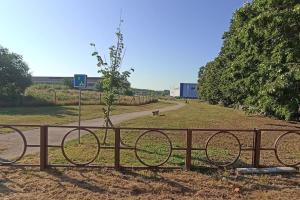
0,167,299,200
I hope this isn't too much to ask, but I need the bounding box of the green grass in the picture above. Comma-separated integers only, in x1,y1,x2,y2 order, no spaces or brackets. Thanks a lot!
23,101,300,168
0,101,174,133
43,129,239,168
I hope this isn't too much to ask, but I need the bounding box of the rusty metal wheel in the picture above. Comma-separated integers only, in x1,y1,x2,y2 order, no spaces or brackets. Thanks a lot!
274,131,300,167
134,130,172,167
205,131,241,167
0,126,27,165
61,128,100,166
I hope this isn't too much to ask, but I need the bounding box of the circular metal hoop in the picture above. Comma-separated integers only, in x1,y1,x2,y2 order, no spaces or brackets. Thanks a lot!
205,131,241,167
274,131,300,167
134,130,172,167
0,126,27,165
61,128,100,166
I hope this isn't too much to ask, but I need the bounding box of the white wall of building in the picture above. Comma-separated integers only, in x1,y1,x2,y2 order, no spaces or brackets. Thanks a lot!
170,86,180,97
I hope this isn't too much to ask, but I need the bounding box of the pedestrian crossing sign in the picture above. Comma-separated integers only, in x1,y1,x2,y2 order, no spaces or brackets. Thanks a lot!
74,74,87,88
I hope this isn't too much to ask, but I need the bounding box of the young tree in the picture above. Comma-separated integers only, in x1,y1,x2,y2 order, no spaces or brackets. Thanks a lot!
91,21,133,144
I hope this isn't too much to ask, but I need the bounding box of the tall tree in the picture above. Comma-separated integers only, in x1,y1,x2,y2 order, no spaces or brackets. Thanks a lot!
198,0,300,120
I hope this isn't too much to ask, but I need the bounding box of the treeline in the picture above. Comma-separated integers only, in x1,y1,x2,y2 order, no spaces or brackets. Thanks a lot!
198,0,300,120
132,88,170,97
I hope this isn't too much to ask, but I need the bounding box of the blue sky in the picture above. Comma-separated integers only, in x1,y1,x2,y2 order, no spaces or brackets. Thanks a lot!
0,0,244,90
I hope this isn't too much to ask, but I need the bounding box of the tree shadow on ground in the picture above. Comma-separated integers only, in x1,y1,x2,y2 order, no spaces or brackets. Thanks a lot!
233,173,300,192
264,123,300,129
0,178,16,194
0,106,77,118
0,168,106,195
119,168,195,194
131,144,251,169
0,168,25,195
45,168,106,193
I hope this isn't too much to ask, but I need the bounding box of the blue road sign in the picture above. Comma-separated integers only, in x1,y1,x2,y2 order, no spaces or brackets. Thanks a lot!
74,74,87,88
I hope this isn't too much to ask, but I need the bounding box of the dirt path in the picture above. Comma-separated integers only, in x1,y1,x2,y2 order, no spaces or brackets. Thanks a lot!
0,101,185,161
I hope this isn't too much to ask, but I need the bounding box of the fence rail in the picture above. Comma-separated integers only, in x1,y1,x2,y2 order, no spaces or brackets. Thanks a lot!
0,124,299,171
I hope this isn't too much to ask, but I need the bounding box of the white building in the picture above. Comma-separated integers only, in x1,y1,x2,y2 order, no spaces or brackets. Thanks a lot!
170,86,180,97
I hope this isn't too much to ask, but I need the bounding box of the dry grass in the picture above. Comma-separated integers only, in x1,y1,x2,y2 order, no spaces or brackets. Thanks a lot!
0,167,299,200
24,85,157,106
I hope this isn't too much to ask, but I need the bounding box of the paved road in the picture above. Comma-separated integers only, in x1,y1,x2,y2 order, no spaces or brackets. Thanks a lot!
0,101,185,161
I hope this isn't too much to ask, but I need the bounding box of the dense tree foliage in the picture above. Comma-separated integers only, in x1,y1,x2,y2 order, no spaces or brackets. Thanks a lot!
0,46,32,101
198,0,300,120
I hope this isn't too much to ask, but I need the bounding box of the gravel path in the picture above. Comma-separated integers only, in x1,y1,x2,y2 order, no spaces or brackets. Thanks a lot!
0,101,185,161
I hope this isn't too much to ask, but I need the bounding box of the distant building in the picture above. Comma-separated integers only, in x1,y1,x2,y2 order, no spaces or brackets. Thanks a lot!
180,83,198,98
170,86,180,97
170,83,198,98
31,76,101,90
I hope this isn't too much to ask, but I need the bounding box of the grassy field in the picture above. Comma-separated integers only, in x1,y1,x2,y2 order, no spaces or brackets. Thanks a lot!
0,84,158,107
29,100,299,168
1,101,299,199
0,101,174,133
22,84,157,106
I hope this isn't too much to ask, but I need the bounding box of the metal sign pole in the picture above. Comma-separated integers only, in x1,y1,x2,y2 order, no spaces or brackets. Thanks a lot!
78,88,81,144
74,74,87,145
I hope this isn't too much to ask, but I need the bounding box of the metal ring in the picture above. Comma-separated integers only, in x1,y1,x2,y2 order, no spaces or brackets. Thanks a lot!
205,131,241,167
0,126,27,165
274,131,300,167
61,128,100,166
135,130,172,167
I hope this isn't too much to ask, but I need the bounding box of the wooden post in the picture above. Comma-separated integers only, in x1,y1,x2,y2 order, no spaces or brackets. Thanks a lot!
252,129,261,168
114,128,121,170
40,125,48,171
54,91,57,105
99,92,102,104
185,129,192,170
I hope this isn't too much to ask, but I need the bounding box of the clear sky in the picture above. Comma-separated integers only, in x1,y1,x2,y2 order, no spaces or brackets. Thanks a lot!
0,0,244,90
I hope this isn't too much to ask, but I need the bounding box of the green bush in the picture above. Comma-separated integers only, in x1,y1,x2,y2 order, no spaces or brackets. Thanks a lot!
0,46,32,100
